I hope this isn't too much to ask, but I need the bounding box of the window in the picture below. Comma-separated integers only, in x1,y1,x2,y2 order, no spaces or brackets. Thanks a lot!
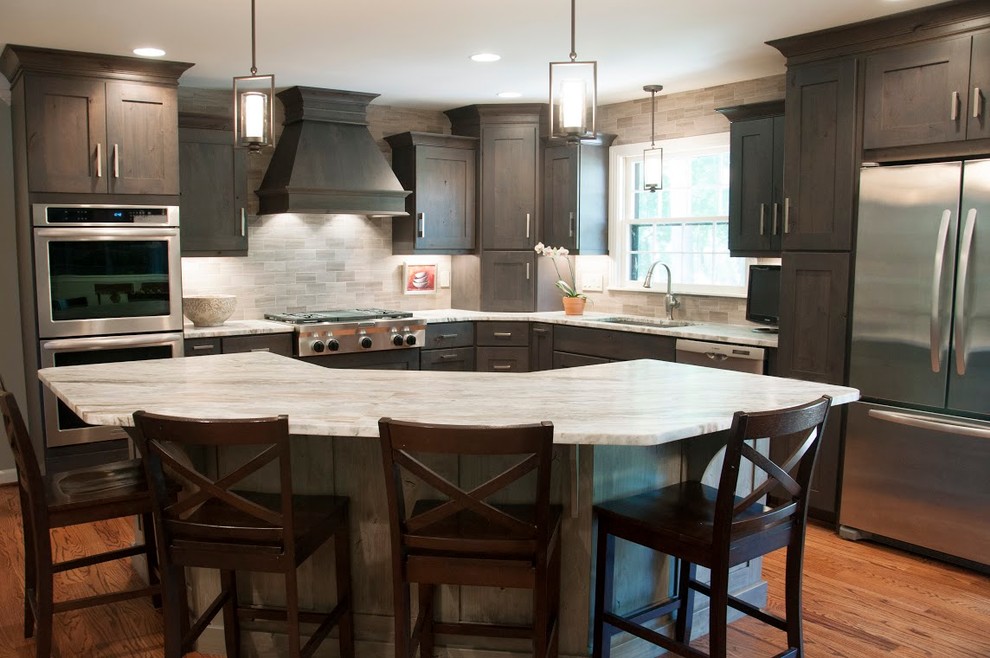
609,132,748,296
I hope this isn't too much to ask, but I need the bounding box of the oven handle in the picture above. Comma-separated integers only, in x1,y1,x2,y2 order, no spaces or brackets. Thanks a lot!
35,226,181,239
41,333,183,352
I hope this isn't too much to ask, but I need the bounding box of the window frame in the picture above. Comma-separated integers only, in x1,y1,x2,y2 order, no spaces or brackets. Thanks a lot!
608,132,748,298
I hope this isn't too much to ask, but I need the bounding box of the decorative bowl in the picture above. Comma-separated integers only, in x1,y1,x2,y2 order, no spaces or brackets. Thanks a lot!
182,294,237,327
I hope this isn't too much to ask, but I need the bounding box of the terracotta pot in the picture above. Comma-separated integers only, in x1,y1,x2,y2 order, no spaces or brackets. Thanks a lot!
562,296,587,316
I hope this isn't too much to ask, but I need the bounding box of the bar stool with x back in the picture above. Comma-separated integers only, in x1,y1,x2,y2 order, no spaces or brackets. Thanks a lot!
1,378,163,658
131,410,355,658
592,395,832,658
378,418,563,657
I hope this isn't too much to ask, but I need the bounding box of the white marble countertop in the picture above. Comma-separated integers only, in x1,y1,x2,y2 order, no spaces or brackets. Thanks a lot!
183,319,294,339
188,310,777,348
39,351,855,446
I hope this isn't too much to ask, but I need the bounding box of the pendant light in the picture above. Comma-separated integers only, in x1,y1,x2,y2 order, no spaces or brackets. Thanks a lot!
233,0,274,152
643,84,663,192
549,0,597,142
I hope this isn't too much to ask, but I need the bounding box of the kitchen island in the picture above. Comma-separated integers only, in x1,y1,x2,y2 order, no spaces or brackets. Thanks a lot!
39,352,857,657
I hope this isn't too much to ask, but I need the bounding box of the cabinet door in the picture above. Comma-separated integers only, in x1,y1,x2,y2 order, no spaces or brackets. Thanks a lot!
782,58,858,252
481,251,535,312
776,251,850,384
415,144,476,251
105,82,179,194
544,144,579,251
530,323,554,371
421,347,476,371
179,127,248,255
24,75,107,193
481,124,539,250
969,32,990,140
222,333,293,357
728,117,776,254
863,36,972,150
553,351,609,369
476,346,530,372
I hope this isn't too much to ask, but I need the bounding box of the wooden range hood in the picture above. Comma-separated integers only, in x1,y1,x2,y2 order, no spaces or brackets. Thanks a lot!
256,86,410,216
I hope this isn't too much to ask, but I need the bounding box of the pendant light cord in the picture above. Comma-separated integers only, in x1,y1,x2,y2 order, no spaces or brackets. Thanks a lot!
650,89,656,148
250,0,258,76
569,0,577,62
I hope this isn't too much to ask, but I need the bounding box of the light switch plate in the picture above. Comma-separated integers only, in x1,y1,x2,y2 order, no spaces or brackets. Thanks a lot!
580,273,604,292
439,269,451,288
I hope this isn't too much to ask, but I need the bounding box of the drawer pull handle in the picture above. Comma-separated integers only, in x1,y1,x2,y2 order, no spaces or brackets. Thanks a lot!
96,143,102,178
439,353,459,360
241,208,247,237
192,345,216,351
492,364,512,370
525,213,531,239
493,332,513,338
438,333,459,339
533,328,549,335
250,348,271,352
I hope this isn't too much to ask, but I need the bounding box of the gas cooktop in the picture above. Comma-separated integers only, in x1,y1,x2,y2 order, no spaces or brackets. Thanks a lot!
264,308,413,324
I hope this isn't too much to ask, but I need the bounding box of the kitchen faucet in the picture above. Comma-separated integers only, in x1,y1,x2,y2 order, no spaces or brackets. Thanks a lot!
643,260,680,320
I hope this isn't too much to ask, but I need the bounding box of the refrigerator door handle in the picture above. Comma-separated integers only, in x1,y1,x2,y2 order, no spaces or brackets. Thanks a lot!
868,409,990,440
930,209,953,373
954,208,978,376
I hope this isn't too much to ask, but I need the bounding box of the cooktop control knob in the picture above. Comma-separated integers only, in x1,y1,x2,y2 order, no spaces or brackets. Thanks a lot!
360,336,373,349
404,334,417,346
391,333,404,346
311,340,326,353
327,338,340,352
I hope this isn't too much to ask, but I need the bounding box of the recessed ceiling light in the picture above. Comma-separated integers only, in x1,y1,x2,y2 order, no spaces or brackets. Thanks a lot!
133,47,166,57
470,53,501,63
497,91,522,98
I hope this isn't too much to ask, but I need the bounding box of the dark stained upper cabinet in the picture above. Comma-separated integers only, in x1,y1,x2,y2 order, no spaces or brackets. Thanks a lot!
178,114,248,256
969,31,990,141
0,46,190,197
385,132,477,254
718,102,785,256
542,133,615,254
863,36,975,149
480,251,536,312
780,58,858,252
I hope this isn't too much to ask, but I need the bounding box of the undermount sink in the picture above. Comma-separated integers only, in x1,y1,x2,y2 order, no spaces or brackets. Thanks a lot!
595,317,697,329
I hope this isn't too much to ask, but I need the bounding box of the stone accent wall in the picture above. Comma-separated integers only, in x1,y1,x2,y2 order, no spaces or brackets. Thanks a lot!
178,76,786,324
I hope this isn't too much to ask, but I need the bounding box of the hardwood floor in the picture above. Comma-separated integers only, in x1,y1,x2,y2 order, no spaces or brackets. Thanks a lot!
1,482,988,657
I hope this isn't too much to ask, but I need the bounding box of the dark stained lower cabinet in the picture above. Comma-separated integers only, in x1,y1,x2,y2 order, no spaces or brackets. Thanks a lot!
308,350,420,370
179,116,248,255
776,252,850,385
552,325,675,362
476,321,529,372
476,347,529,372
421,347,475,371
185,333,293,358
530,323,554,371
553,351,609,369
422,322,476,371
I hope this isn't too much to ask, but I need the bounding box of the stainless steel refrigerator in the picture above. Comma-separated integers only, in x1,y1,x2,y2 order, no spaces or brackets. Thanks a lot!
840,159,990,570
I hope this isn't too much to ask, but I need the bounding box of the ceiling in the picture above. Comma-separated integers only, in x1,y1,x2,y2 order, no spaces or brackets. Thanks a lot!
1,0,948,110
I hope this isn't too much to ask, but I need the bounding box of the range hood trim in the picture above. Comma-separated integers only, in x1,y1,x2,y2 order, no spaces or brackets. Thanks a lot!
257,86,411,217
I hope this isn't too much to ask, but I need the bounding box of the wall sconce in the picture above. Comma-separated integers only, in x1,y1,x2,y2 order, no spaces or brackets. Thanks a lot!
549,0,597,141
233,0,274,152
643,84,663,192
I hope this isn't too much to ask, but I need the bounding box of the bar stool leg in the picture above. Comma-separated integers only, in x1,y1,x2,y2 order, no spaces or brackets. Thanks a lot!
418,584,435,658
333,523,355,658
285,569,302,658
592,526,616,658
141,512,162,609
393,578,411,658
21,511,37,639
674,559,696,642
221,570,240,658
784,538,806,653
708,563,730,658
161,563,187,658
35,544,54,658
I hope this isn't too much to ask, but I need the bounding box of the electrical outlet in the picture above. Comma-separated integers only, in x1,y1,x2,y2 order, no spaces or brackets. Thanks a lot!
580,273,604,292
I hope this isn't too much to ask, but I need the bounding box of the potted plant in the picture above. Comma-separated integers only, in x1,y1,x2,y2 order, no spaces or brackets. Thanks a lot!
534,242,587,315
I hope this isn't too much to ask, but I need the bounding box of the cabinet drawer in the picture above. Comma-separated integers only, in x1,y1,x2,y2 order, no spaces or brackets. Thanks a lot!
553,351,610,369
425,322,475,349
222,333,293,357
476,346,529,372
184,337,221,357
476,322,529,347
553,325,675,362
421,347,476,371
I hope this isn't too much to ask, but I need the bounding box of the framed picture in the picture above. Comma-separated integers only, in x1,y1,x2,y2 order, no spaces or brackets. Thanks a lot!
403,262,437,295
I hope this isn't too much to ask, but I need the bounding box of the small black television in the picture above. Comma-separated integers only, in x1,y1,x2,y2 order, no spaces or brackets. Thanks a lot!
745,264,781,333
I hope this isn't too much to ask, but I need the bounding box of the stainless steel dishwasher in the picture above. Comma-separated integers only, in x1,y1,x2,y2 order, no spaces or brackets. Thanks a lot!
675,339,765,374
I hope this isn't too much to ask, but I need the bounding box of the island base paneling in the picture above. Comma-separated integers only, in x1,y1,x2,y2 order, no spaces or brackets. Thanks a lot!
181,433,769,658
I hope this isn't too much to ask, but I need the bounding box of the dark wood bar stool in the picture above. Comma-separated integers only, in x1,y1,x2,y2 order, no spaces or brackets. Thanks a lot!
0,384,162,658
131,410,354,658
378,418,562,658
592,396,832,658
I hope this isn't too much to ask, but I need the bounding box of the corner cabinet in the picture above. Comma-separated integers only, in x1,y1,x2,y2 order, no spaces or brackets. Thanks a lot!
0,46,191,197
718,101,785,256
178,114,249,256
385,132,477,254
780,58,858,252
864,32,990,150
480,251,536,312
542,133,615,254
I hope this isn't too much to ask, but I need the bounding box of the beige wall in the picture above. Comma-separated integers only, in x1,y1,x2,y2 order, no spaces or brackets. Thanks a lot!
179,75,786,324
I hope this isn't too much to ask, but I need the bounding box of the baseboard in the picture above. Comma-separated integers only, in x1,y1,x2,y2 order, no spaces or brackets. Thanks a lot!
0,468,16,485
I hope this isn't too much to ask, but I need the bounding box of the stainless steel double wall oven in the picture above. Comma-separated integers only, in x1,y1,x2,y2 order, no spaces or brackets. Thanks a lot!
32,203,184,448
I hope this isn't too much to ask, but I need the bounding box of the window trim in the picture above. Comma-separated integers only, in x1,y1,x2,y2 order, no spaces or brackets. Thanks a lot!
608,132,747,298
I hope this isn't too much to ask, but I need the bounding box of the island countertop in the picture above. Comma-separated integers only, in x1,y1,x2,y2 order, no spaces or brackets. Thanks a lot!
38,351,856,445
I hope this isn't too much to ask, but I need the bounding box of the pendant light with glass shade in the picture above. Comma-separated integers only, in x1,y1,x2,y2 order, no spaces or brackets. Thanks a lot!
643,84,663,192
549,0,597,142
233,0,274,152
